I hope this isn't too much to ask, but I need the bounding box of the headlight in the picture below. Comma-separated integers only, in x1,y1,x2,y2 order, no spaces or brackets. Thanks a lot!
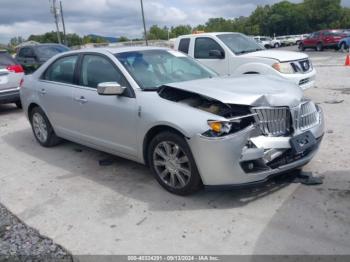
204,113,257,137
272,62,295,74
207,120,232,135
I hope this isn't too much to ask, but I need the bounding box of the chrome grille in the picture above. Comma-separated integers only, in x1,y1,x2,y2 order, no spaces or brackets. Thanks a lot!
251,107,291,136
291,59,312,73
292,100,319,130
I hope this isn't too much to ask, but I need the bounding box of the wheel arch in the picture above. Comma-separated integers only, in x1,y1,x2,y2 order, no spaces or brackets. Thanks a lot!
142,125,187,166
27,102,41,119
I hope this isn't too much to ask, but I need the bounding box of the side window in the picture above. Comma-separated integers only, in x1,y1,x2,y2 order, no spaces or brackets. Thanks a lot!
79,54,128,89
194,37,224,59
178,38,190,54
43,55,78,84
18,47,34,58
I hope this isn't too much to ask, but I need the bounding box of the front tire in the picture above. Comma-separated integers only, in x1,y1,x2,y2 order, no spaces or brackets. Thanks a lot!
148,131,202,195
30,107,61,147
316,43,323,52
15,101,22,109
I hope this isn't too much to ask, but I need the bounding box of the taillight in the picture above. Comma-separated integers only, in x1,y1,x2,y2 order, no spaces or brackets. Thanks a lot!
6,64,24,73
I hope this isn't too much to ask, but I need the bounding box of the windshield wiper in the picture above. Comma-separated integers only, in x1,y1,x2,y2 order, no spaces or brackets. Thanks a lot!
236,48,263,55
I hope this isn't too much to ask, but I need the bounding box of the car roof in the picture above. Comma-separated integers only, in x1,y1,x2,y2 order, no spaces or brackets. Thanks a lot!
177,32,242,38
62,46,169,55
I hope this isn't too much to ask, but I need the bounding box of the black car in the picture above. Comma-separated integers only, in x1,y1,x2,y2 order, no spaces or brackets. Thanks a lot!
16,44,70,74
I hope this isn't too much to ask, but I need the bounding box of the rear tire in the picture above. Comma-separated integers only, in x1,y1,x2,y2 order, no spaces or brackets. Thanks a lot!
29,107,61,147
274,43,280,48
298,43,305,51
148,131,202,195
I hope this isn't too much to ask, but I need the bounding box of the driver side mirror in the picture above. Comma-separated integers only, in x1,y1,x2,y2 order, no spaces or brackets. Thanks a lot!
209,49,225,59
97,82,126,96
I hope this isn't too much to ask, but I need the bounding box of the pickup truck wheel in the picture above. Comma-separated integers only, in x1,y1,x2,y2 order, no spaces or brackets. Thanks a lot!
148,132,202,195
316,43,323,51
274,43,280,48
298,43,305,51
30,107,61,147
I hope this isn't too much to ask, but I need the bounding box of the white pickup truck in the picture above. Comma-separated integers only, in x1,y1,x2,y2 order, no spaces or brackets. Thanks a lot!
175,32,316,90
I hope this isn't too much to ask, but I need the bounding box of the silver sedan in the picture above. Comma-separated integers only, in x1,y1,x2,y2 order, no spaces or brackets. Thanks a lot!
20,47,324,195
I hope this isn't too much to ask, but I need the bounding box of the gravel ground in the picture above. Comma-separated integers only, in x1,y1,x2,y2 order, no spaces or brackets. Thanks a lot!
0,203,72,261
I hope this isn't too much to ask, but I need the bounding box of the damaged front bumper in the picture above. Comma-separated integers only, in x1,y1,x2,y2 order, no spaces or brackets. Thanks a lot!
188,106,324,187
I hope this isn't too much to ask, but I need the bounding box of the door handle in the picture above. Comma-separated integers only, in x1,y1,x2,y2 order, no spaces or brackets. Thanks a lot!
39,89,47,95
74,96,88,104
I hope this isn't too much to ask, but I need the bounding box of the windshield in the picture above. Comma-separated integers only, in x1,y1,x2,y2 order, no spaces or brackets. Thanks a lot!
115,50,217,90
217,33,264,55
35,45,70,59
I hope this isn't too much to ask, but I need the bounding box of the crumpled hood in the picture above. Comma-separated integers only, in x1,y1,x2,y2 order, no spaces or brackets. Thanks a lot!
241,50,308,62
165,75,303,107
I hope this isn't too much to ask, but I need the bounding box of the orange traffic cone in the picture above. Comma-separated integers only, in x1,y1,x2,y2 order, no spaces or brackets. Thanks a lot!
345,54,350,66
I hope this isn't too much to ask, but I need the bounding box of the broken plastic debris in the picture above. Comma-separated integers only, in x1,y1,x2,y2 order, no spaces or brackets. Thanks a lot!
98,158,114,166
324,99,344,104
294,171,324,185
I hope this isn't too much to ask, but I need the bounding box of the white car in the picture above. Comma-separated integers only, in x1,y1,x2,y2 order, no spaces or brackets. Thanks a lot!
175,32,316,90
254,36,281,48
254,36,272,48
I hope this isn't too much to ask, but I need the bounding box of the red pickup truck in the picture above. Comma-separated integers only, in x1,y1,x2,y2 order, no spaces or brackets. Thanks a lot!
299,30,347,51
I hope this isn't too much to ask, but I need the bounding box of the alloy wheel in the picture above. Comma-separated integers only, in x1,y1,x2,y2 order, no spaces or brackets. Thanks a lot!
32,112,48,143
153,141,191,189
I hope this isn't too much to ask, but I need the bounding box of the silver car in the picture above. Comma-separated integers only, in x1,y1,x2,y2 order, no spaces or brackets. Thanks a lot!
0,50,24,108
20,47,324,195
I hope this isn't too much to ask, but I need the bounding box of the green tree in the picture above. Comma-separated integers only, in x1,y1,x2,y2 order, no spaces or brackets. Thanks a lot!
118,36,130,42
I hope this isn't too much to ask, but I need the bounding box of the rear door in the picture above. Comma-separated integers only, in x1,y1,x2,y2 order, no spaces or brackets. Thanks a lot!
39,54,79,135
192,37,229,75
0,52,22,91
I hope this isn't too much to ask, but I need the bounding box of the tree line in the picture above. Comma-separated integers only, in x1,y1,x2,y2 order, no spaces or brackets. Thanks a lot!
7,0,350,50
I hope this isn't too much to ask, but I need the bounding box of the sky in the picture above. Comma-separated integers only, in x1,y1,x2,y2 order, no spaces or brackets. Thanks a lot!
0,0,349,44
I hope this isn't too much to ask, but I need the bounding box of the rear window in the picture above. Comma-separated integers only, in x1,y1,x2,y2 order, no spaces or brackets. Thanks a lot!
178,38,190,54
0,52,16,67
35,45,70,59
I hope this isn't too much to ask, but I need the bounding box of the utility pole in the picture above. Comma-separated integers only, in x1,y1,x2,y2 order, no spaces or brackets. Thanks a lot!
50,0,62,44
140,0,148,46
60,1,67,45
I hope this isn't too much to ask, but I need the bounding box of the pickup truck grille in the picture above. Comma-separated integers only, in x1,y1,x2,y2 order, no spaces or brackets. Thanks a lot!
291,100,319,130
291,59,312,73
251,107,291,136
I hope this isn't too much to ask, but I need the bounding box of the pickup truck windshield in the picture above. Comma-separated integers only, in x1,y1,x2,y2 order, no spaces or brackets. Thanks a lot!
217,33,264,55
115,50,217,90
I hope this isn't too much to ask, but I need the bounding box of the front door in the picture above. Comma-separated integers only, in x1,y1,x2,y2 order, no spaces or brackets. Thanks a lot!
193,37,229,75
72,53,138,157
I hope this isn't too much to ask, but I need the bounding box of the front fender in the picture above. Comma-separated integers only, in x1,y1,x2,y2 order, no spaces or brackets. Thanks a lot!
232,62,279,76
